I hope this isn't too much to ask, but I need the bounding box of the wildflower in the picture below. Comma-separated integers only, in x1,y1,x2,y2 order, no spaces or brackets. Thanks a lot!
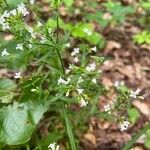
16,43,24,50
77,76,83,84
73,57,79,63
29,44,33,49
14,72,22,79
104,104,111,113
77,88,84,94
3,10,10,18
29,0,35,5
86,63,96,72
27,27,36,38
66,42,70,48
83,28,92,36
129,88,141,99
37,21,42,27
10,9,17,16
91,46,97,52
114,81,124,88
65,69,71,74
17,3,29,16
1,49,9,57
2,23,10,30
80,97,88,107
57,77,70,85
120,121,130,131
71,48,79,56
40,36,47,43
48,142,59,150
92,78,97,84
102,13,112,20
0,16,5,25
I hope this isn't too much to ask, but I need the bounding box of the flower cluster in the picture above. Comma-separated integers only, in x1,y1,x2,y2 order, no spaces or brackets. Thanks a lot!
48,143,59,150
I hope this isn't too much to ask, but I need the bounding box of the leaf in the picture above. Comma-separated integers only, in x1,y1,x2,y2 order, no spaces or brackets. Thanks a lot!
128,107,140,124
7,0,27,8
0,100,49,145
64,0,73,7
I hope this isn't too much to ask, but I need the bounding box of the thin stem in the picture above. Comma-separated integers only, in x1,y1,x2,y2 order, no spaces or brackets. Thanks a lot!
122,123,150,150
55,6,76,150
62,103,76,150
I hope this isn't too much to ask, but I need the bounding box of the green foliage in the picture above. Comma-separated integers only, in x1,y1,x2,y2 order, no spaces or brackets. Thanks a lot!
128,107,140,124
145,129,150,148
133,31,150,44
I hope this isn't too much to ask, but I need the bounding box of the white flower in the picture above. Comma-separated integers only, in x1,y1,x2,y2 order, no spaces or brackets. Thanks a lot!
73,57,79,63
57,77,70,85
83,28,92,36
40,36,47,43
114,81,124,88
29,44,33,49
80,97,88,107
16,43,24,50
86,63,96,72
29,0,35,5
77,88,84,94
71,48,79,56
0,16,5,25
17,3,29,16
120,121,130,131
1,49,9,57
104,104,111,113
91,46,97,52
66,42,70,48
14,72,22,79
27,27,36,38
3,10,10,18
65,69,71,74
129,88,141,99
77,76,83,84
10,9,17,16
2,23,10,30
103,13,112,20
48,143,59,150
92,78,97,84
37,21,42,27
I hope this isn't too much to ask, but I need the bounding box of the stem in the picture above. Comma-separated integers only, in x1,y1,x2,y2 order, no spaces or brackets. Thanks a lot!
62,103,76,150
55,6,76,150
122,123,150,150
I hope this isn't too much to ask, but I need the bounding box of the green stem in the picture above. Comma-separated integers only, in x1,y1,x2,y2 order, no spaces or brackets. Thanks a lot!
55,6,76,150
122,123,150,150
62,103,76,150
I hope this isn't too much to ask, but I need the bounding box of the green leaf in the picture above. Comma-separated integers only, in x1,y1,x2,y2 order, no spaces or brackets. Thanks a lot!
0,100,48,145
128,107,140,124
64,0,73,7
6,0,27,8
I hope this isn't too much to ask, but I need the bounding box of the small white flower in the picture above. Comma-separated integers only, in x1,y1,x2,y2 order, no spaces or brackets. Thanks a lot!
40,36,47,43
71,48,79,56
0,16,5,25
102,13,112,20
114,81,124,88
77,88,84,94
57,77,70,85
77,76,83,84
3,10,10,18
129,88,141,99
104,104,111,112
73,57,79,63
66,42,70,48
66,90,70,97
92,78,97,84
86,63,96,72
37,21,42,27
29,0,35,5
83,28,92,36
2,23,10,30
16,43,24,50
27,27,37,38
65,69,71,74
80,97,88,107
1,49,9,57
120,121,130,131
48,142,59,150
14,72,22,79
17,3,29,16
29,44,33,49
10,9,17,16
91,46,97,52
